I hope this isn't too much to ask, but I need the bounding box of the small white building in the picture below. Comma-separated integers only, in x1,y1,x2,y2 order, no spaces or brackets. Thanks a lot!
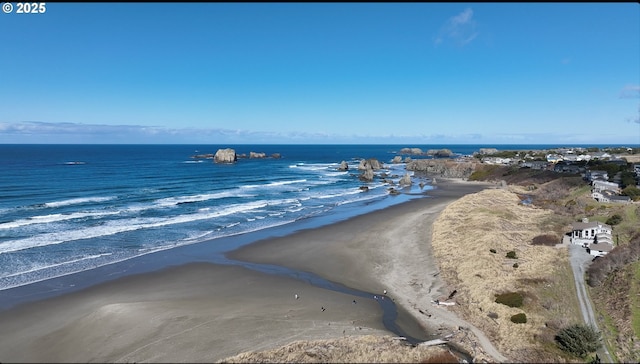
569,218,613,247
587,242,614,257
592,180,620,193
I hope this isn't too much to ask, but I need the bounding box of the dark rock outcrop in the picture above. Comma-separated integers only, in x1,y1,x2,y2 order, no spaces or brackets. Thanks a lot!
271,153,281,159
406,159,477,178
214,148,237,163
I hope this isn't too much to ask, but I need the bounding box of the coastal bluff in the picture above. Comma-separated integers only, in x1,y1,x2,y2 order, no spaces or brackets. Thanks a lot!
406,159,477,179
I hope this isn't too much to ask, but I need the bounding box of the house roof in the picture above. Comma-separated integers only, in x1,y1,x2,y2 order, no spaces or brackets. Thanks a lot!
571,221,612,231
588,243,614,252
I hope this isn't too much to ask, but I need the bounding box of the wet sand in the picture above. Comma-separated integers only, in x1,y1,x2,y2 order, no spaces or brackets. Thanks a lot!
0,179,495,363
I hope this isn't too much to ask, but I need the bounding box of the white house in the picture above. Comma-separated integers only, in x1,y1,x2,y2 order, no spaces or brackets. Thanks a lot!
592,180,620,193
569,218,613,247
546,154,563,163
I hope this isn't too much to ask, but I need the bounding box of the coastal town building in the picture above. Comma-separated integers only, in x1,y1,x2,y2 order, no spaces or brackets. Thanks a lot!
553,163,582,174
521,161,549,170
569,218,613,247
585,170,609,182
592,180,620,193
587,241,615,257
546,154,563,163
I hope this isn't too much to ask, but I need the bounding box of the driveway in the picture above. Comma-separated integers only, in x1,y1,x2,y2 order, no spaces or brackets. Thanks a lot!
568,243,613,363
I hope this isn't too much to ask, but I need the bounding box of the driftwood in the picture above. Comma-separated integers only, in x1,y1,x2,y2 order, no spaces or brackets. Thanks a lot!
418,339,449,347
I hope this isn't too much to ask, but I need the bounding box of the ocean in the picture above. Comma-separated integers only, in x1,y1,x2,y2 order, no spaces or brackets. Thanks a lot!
0,143,628,296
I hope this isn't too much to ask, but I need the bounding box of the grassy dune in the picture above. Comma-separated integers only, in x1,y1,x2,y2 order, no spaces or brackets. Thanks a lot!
431,188,583,362
218,335,458,363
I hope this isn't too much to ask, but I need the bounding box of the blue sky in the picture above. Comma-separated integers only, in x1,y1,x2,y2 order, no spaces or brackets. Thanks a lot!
1,2,639,144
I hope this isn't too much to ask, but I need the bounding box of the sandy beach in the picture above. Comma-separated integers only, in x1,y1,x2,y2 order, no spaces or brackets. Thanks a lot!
0,179,499,363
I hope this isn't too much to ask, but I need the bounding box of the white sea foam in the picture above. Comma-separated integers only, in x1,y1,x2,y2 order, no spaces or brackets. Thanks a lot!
314,189,363,199
241,179,307,189
42,196,116,208
0,253,113,279
0,211,121,230
291,163,337,171
0,200,270,254
153,191,241,207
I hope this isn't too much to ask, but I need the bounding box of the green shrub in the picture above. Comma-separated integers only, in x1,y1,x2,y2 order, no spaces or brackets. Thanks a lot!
495,292,523,308
510,313,527,323
490,248,497,254
555,324,601,358
513,263,519,268
506,250,518,259
605,214,622,226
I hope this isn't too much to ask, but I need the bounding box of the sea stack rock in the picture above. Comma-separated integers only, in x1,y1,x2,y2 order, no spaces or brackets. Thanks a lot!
398,173,412,187
359,166,374,182
338,161,349,171
249,152,267,159
391,156,403,164
357,158,383,171
214,148,237,163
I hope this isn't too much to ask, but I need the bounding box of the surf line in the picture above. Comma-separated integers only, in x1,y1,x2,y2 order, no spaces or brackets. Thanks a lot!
216,256,473,362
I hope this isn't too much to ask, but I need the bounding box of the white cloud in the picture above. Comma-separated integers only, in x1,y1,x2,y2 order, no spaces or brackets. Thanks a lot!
619,85,640,99
434,8,478,47
0,121,636,145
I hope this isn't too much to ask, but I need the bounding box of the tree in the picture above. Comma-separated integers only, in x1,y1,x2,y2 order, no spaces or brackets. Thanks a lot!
555,324,601,358
622,186,640,200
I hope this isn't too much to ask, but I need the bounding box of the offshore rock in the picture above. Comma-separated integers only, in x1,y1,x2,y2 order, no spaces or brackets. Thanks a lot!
478,148,499,155
400,147,424,155
359,166,375,182
398,173,412,187
392,156,403,164
249,152,267,159
357,158,383,171
426,149,454,158
214,148,237,163
338,161,349,171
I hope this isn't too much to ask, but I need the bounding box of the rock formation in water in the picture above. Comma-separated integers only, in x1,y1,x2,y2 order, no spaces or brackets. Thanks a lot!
398,173,412,187
214,148,237,163
249,152,267,159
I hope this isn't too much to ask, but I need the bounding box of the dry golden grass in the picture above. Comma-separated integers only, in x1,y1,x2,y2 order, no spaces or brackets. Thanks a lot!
218,335,456,363
431,188,582,362
623,154,640,163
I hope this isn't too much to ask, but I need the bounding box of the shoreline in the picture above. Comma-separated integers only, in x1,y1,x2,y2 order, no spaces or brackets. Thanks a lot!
0,178,499,362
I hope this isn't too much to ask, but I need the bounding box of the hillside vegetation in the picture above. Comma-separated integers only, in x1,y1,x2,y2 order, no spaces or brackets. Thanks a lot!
218,335,459,363
470,164,640,362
